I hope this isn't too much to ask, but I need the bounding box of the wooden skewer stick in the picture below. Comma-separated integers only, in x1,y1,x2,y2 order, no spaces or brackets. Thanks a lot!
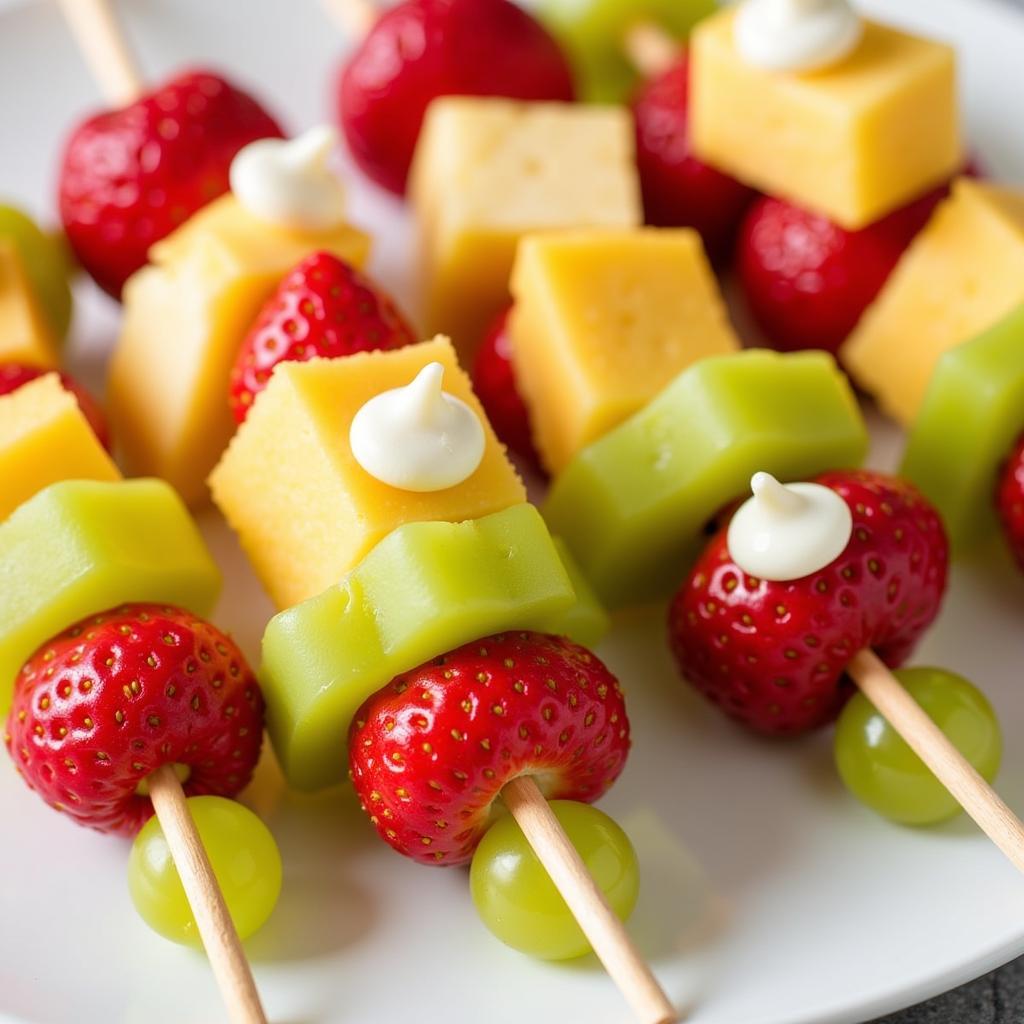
147,766,269,1024
320,0,378,38
502,776,679,1024
848,650,1024,874
56,0,143,106
622,21,680,80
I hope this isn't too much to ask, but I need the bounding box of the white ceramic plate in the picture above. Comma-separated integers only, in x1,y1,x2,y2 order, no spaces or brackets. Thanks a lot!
2,1,1024,1022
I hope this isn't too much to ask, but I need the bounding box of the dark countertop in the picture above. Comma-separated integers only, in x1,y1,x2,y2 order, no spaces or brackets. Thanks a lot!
873,959,1024,1023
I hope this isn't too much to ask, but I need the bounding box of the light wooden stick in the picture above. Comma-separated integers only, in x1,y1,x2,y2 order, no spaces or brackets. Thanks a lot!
56,0,143,106
849,650,1024,874
147,766,268,1024
320,0,378,38
502,776,678,1024
622,21,679,79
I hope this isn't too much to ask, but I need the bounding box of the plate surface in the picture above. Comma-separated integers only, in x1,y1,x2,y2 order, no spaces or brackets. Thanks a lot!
2,1,1024,1022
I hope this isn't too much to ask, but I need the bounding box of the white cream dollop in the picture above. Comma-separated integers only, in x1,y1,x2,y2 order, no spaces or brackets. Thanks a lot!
734,0,863,73
727,472,853,581
349,363,486,492
229,125,346,230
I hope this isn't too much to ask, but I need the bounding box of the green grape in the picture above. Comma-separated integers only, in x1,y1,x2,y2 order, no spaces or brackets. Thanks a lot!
835,666,1002,826
470,799,639,960
128,795,283,946
0,203,74,339
536,0,716,104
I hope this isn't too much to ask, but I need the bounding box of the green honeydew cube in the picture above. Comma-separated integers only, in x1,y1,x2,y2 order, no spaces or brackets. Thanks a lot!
0,479,221,712
260,503,578,791
544,349,869,608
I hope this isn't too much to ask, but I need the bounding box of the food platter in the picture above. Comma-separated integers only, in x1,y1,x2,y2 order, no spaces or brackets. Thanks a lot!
2,1,1024,1022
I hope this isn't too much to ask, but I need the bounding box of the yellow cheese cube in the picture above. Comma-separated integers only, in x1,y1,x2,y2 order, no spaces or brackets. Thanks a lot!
410,98,642,360
0,242,59,370
209,336,526,609
691,9,960,229
0,374,120,521
108,195,371,507
843,179,1024,424
510,228,740,474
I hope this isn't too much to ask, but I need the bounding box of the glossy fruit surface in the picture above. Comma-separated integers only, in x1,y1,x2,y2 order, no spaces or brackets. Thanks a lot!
631,54,753,259
0,203,73,337
5,604,264,836
996,434,1024,573
470,799,639,959
128,795,282,944
737,186,950,355
0,363,111,450
471,306,540,470
668,470,949,735
349,631,630,865
835,667,1001,825
59,70,283,297
338,0,574,195
229,251,416,422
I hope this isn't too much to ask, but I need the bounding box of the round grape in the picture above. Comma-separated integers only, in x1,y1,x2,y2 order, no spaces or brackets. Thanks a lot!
128,795,282,945
835,666,1002,825
470,799,639,960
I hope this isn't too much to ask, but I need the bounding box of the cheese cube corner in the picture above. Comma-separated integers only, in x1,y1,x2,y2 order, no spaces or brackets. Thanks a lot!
410,97,642,360
0,242,60,370
691,8,960,228
209,336,526,609
0,373,119,521
510,228,740,474
843,179,1024,425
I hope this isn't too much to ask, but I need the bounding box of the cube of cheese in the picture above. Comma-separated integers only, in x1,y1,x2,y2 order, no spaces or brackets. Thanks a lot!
108,194,371,507
0,374,120,521
510,228,740,474
843,179,1024,424
0,242,59,370
691,8,960,229
209,336,526,609
410,98,642,360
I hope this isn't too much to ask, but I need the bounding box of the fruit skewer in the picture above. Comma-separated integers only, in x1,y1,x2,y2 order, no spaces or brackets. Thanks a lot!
672,469,1024,874
40,8,273,1012
1,475,275,1024
213,327,678,1022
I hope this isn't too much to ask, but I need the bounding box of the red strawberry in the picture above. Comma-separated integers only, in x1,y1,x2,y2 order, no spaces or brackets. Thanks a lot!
737,186,951,355
631,53,754,260
337,0,574,195
4,604,263,837
58,70,283,298
471,306,541,471
0,363,111,452
349,632,630,866
997,434,1024,572
667,470,948,735
229,252,417,423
